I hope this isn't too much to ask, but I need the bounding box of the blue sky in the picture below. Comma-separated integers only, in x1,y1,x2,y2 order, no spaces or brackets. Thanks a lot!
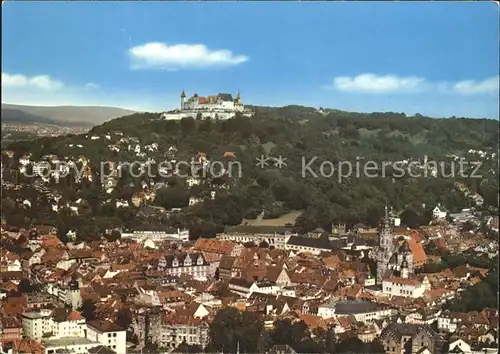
2,2,499,118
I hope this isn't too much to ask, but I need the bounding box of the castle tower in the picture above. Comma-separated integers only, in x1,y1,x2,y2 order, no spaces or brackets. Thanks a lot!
235,90,241,105
376,206,395,284
66,276,82,311
180,90,186,110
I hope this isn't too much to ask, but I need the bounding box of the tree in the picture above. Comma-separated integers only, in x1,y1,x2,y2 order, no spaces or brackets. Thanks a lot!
208,307,265,353
173,342,203,353
271,319,311,352
401,205,426,228
189,221,217,240
4,107,498,246
105,229,121,242
421,261,446,273
335,337,384,353
80,299,97,321
144,341,160,354
155,186,189,209
18,278,33,293
259,240,269,248
115,308,132,330
445,256,498,312
180,117,196,136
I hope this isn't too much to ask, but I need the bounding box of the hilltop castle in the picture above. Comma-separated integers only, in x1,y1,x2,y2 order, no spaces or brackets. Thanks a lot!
161,91,254,120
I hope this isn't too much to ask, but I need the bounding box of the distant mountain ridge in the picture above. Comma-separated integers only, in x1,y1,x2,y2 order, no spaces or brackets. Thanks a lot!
1,103,137,127
2,108,65,126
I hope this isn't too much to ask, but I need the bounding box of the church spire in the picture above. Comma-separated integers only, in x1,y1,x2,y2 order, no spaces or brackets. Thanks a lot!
383,205,391,228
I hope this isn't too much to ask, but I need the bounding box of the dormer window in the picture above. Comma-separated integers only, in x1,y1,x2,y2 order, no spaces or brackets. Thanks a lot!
172,258,179,267
197,256,204,265
184,257,192,267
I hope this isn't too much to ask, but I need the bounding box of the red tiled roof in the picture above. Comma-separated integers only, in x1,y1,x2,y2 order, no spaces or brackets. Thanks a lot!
384,277,421,286
67,311,84,321
222,152,236,158
12,339,45,354
407,237,427,266
193,238,235,255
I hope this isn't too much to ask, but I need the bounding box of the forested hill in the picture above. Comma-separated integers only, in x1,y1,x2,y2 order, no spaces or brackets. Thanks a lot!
13,106,496,160
3,106,498,238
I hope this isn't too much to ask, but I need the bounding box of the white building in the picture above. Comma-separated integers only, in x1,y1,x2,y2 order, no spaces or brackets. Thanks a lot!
448,339,472,353
228,279,289,299
432,205,448,219
157,252,210,279
22,311,52,341
121,229,190,243
189,196,203,206
285,234,332,255
317,300,394,322
86,319,127,354
19,155,31,166
317,301,337,319
66,278,82,311
33,161,51,177
161,91,254,120
382,276,431,298
42,336,101,354
22,309,86,341
0,258,21,272
218,232,290,250
186,177,201,187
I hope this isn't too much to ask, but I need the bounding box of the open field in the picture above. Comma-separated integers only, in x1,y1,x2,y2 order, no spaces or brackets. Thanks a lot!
240,210,303,227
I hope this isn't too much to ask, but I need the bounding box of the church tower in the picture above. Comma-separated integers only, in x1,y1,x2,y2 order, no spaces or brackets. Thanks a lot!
401,257,409,279
376,206,395,284
66,276,82,311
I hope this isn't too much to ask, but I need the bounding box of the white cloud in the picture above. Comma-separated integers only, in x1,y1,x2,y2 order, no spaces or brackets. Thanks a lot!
128,42,248,70
452,76,499,95
331,73,499,96
333,73,426,93
1,72,108,108
85,82,100,90
2,72,64,90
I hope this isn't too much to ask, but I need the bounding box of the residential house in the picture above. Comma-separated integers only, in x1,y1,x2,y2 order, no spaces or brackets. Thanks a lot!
157,252,210,279
0,317,22,347
432,205,448,220
155,304,210,350
379,323,438,354
86,319,126,354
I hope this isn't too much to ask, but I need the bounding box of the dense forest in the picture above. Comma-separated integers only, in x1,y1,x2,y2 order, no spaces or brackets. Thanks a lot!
2,106,498,241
